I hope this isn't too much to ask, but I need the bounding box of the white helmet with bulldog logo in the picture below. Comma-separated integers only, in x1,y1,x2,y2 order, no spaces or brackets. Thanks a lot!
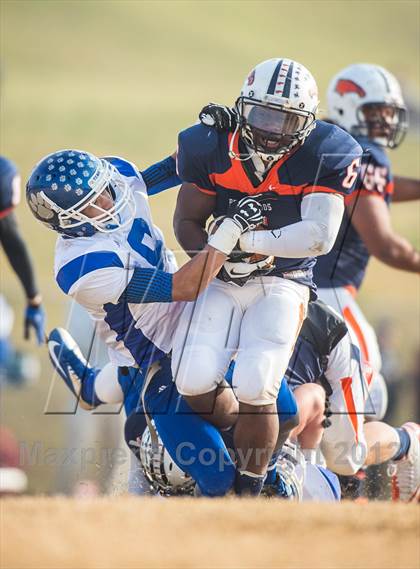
232,58,319,161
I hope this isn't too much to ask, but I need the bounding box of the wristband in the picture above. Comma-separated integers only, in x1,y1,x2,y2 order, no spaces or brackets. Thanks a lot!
208,218,241,255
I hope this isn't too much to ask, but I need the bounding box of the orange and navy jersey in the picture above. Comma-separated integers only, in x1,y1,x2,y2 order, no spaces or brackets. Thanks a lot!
177,120,362,287
314,138,392,291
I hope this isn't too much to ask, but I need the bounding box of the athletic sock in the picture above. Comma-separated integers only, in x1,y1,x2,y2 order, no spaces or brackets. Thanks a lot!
392,427,411,461
235,470,265,496
220,426,235,454
265,450,281,485
80,368,103,407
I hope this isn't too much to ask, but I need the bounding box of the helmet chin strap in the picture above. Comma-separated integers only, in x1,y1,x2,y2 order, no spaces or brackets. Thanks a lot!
228,123,255,161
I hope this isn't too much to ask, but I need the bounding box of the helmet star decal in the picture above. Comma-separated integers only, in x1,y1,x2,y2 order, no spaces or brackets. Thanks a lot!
26,149,137,237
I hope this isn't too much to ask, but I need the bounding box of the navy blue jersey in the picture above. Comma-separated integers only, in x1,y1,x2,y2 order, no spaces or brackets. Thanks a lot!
0,156,19,218
177,121,362,289
314,138,393,291
286,336,324,389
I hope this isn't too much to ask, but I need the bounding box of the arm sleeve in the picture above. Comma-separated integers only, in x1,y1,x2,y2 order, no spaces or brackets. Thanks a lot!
141,156,181,196
118,268,173,303
239,192,345,258
0,212,39,299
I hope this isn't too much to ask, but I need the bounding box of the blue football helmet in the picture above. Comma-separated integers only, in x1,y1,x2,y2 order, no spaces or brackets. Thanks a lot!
26,149,136,237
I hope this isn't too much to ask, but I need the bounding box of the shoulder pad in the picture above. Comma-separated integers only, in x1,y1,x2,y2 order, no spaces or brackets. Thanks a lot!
178,124,222,159
356,137,391,170
177,124,228,183
299,300,348,357
304,121,363,173
103,156,141,179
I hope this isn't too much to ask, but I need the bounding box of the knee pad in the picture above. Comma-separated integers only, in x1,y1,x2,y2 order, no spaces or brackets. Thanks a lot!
174,345,224,397
233,352,281,405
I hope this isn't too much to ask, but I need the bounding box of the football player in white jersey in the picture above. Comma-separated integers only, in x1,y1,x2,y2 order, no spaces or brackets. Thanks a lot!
25,148,284,497
26,149,262,370
285,301,419,502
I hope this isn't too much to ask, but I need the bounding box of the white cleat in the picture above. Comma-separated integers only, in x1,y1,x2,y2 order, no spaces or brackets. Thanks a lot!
391,422,420,503
48,327,97,410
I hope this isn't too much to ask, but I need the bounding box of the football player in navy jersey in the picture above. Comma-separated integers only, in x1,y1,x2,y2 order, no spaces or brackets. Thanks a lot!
198,63,420,500
316,64,419,500
173,58,362,496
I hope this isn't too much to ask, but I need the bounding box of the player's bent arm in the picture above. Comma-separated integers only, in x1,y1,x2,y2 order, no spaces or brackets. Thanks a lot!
392,176,420,202
349,193,420,272
173,183,216,258
66,245,229,306
122,218,243,302
239,193,344,258
117,246,227,303
171,245,228,300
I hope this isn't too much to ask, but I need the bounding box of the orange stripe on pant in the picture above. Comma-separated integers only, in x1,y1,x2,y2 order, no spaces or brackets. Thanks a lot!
340,377,359,443
343,306,370,364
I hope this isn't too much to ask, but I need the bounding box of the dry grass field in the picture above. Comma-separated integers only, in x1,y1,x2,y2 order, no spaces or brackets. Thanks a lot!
1,497,419,569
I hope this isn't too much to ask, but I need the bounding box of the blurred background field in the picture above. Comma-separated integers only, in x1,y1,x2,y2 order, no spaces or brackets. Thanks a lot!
0,0,419,493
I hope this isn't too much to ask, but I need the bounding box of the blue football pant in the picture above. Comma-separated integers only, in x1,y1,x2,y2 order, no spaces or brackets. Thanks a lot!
123,355,298,496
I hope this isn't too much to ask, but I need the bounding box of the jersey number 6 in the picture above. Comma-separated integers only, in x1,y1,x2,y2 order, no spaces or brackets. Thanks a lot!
128,218,163,267
342,158,361,190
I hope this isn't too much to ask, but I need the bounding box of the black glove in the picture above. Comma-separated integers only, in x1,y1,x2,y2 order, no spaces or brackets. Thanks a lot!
199,103,238,132
227,196,264,233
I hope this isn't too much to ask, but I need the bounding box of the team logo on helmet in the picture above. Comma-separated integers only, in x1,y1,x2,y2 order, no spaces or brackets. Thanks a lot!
28,192,55,220
335,79,366,97
247,69,255,86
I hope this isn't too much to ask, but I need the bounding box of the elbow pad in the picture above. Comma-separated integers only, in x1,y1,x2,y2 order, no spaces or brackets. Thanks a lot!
118,268,173,303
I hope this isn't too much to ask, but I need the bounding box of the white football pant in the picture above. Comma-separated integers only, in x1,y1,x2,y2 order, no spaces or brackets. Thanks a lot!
317,286,388,420
172,277,309,406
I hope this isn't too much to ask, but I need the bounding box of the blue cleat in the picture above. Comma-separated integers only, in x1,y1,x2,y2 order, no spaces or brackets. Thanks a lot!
47,327,99,410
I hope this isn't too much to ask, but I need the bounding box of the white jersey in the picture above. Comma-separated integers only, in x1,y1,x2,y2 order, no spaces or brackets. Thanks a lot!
54,157,185,368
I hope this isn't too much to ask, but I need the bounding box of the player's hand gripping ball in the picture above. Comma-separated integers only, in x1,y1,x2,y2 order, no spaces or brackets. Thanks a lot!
207,213,274,286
